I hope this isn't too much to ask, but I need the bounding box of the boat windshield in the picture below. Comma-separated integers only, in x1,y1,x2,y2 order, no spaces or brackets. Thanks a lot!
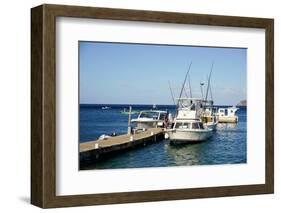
192,122,204,129
139,112,159,119
159,113,167,120
175,122,190,129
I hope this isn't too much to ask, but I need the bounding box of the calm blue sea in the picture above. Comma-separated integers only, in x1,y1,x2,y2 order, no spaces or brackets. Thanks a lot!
80,104,247,169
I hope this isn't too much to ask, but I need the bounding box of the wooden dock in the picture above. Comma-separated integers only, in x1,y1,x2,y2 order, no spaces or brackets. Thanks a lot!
79,128,165,167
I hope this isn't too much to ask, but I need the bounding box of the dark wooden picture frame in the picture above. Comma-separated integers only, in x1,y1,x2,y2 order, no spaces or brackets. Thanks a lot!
31,4,274,208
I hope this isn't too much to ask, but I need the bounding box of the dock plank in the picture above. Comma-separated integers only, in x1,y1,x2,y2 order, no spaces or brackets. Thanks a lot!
80,128,164,153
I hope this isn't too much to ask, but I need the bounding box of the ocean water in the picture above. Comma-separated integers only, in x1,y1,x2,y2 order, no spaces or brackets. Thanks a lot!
80,104,247,169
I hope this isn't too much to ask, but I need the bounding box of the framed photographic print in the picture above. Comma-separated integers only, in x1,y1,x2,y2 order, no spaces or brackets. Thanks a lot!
31,4,274,208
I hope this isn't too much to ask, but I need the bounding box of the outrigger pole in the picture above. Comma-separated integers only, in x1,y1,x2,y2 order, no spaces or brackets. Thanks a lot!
205,74,214,101
188,72,193,98
168,81,176,105
209,82,213,101
177,61,192,106
204,62,214,103
183,86,189,98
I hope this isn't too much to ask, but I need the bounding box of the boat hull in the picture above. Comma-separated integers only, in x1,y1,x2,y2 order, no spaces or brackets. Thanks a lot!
218,116,238,123
167,129,213,144
205,122,218,131
131,120,164,130
135,121,158,130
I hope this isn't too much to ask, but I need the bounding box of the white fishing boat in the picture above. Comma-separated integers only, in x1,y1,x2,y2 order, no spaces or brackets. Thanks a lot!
216,106,239,123
167,119,213,143
167,98,213,143
131,110,169,130
166,61,217,143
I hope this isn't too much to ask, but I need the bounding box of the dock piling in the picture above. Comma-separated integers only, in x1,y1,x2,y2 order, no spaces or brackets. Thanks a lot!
127,106,132,134
80,128,164,166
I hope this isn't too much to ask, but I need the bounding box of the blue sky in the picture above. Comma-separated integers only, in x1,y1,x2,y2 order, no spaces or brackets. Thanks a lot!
79,42,246,105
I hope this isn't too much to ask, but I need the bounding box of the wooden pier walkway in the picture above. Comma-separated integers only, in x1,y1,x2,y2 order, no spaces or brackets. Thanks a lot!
80,128,165,167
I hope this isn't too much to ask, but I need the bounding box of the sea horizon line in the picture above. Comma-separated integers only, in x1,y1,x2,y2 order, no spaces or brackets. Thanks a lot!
80,103,246,107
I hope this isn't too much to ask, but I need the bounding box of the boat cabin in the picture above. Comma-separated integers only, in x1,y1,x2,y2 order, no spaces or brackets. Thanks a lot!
138,110,167,120
216,107,239,123
131,110,169,129
217,107,238,117
176,98,213,120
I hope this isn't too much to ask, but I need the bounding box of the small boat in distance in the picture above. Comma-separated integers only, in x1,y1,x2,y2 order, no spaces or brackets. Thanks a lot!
216,106,239,123
131,110,169,130
101,106,111,110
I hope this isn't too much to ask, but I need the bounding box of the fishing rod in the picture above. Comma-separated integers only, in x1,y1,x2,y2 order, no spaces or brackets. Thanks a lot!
168,81,176,105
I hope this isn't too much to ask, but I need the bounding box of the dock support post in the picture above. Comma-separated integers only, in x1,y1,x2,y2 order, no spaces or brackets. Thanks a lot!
127,106,132,134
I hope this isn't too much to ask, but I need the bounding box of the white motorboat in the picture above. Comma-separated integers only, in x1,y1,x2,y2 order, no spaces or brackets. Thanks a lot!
167,119,213,143
166,61,217,143
131,110,169,130
216,106,239,123
167,98,214,143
